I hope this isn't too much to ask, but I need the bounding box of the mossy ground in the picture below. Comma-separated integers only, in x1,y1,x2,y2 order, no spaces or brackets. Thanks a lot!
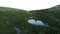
1,7,60,34
0,7,46,34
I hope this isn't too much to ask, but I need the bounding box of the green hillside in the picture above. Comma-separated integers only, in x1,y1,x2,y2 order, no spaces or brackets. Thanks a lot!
0,7,46,34
30,5,60,34
0,5,60,34
0,7,33,34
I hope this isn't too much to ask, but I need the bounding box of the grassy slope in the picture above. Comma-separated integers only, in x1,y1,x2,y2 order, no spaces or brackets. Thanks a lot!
0,7,33,34
0,7,45,34
1,5,60,34
30,5,60,34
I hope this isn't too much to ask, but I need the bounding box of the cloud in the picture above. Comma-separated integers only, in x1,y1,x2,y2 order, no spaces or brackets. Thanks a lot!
0,0,60,11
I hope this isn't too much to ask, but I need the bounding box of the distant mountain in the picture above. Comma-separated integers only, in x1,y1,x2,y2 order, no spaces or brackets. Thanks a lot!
29,5,60,12
49,5,60,11
0,7,27,12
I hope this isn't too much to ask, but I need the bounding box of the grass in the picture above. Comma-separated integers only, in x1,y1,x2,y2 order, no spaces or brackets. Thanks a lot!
0,7,46,34
1,6,60,34
0,7,32,34
30,8,60,34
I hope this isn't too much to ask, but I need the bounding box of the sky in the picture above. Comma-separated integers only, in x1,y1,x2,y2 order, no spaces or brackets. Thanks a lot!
0,0,60,11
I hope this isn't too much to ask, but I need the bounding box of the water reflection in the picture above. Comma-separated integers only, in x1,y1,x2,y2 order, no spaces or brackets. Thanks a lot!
28,19,49,27
14,27,20,34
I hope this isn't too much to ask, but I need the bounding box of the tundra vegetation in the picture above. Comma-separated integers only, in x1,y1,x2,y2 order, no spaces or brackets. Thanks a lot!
0,5,60,34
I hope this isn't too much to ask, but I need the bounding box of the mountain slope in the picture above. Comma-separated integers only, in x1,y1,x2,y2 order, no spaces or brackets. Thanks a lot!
0,7,32,34
29,5,60,34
